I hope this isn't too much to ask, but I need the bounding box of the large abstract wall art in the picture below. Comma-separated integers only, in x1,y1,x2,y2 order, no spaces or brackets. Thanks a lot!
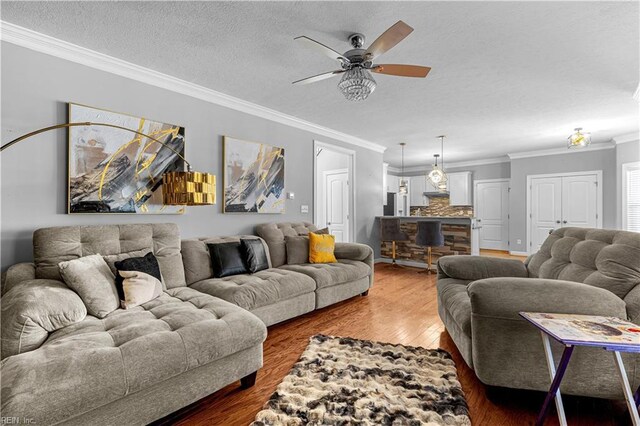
223,136,285,213
68,103,186,214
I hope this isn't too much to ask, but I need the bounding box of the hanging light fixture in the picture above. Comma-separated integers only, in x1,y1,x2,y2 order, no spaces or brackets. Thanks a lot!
567,127,591,149
398,142,409,195
428,135,448,191
337,67,377,101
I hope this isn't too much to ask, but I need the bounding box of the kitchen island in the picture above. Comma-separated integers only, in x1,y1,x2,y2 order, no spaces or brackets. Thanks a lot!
376,216,478,266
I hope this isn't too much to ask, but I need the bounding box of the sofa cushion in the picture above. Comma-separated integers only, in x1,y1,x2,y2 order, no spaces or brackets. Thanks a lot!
0,287,266,424
33,224,186,289
119,270,163,309
285,236,309,265
103,249,152,277
527,228,640,298
58,254,120,319
308,232,337,264
207,242,248,278
113,252,165,300
189,268,316,311
436,278,472,335
1,279,87,359
181,236,271,285
241,238,269,273
279,259,371,289
255,222,319,267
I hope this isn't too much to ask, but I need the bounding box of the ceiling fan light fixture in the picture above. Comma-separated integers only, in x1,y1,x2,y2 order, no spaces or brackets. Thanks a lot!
337,67,377,101
567,127,591,149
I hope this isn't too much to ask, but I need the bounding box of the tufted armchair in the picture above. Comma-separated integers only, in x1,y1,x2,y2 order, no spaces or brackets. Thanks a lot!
437,227,640,399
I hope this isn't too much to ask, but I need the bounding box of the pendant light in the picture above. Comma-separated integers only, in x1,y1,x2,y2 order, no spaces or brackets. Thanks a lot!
398,142,408,195
567,127,591,149
428,135,448,191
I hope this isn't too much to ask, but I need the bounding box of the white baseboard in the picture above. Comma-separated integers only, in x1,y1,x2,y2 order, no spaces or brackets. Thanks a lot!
375,258,430,269
509,251,529,256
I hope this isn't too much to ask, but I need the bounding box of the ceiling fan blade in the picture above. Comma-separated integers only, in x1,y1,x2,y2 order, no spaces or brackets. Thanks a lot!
371,64,431,78
295,36,348,63
365,21,414,60
292,70,345,85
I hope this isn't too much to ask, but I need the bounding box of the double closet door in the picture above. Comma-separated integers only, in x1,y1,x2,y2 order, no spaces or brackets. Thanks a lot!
529,173,601,253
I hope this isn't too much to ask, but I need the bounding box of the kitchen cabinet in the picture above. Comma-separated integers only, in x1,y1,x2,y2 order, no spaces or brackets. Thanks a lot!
409,176,429,207
386,174,399,193
448,171,473,206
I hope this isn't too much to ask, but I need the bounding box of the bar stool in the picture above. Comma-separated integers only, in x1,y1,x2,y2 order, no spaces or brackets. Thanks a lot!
380,218,409,267
415,221,444,274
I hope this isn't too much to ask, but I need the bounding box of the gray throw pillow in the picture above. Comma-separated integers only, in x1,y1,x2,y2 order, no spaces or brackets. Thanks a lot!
286,236,310,265
119,270,163,309
1,279,87,359
58,254,119,319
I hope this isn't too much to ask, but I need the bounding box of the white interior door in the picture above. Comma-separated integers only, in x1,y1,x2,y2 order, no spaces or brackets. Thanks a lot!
325,169,349,243
531,177,562,252
475,180,509,250
562,175,598,228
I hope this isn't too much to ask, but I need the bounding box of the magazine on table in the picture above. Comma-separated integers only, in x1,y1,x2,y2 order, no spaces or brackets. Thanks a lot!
520,312,640,347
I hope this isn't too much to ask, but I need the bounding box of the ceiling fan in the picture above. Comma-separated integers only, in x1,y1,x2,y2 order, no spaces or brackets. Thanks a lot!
293,21,431,101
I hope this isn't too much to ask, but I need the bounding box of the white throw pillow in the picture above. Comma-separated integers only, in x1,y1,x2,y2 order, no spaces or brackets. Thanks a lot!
118,270,163,309
58,254,119,318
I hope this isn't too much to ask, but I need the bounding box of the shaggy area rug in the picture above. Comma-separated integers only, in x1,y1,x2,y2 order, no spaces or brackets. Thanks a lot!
252,335,470,425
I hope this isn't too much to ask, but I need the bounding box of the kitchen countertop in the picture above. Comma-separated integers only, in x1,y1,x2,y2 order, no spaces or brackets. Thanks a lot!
376,216,474,220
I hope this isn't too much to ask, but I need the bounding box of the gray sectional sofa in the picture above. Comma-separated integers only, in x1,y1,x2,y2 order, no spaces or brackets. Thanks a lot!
1,222,373,425
437,227,640,399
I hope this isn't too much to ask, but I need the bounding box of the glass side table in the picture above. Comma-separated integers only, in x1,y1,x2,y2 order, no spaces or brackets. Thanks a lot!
520,312,640,426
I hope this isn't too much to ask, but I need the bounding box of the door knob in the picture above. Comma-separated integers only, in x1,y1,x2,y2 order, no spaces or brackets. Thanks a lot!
477,219,482,222
555,220,561,224
562,220,567,224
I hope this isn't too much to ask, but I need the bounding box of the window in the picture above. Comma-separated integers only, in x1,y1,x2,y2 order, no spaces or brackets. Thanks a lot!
622,162,640,232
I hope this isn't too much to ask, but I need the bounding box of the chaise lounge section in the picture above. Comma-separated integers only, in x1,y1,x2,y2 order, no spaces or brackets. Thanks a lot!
1,224,267,425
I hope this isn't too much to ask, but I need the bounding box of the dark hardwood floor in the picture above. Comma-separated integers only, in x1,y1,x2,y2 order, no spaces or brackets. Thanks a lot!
160,263,630,426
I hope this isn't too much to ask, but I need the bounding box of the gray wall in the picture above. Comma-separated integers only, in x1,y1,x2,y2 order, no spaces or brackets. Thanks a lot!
449,162,510,181
509,148,617,253
616,140,640,227
0,43,383,268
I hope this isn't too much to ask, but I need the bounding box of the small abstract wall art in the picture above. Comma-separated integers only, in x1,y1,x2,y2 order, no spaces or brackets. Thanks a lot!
68,103,185,214
223,136,285,213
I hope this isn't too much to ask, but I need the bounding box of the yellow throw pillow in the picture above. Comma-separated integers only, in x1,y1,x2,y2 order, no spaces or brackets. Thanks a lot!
308,232,337,264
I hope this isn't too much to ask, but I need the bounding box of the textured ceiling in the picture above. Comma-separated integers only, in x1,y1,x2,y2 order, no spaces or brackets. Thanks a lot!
2,1,638,167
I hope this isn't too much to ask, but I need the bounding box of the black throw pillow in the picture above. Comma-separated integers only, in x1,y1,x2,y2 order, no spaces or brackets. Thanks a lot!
241,238,269,273
113,252,162,300
207,242,248,278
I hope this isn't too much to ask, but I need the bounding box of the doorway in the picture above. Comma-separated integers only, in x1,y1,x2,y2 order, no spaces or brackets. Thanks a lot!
314,141,356,243
527,170,602,254
474,179,510,250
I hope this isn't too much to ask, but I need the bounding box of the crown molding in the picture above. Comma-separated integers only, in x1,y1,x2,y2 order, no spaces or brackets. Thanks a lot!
507,141,615,160
612,132,639,145
387,156,509,174
0,21,387,154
